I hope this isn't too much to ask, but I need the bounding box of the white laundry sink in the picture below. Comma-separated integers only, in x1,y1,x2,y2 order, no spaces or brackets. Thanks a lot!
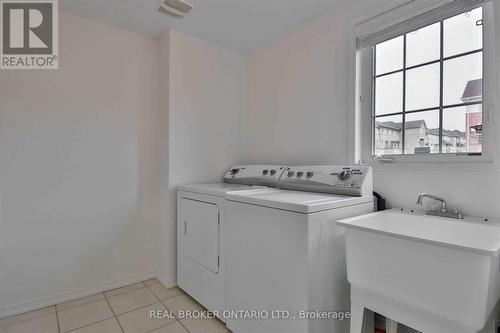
338,209,500,333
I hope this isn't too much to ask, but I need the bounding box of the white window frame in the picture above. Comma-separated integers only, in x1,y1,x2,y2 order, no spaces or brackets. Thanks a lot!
348,0,496,167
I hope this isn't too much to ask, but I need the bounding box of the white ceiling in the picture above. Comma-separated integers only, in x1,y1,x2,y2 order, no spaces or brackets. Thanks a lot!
60,0,347,51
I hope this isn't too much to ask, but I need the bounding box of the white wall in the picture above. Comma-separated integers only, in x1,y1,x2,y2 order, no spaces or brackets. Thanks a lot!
0,12,160,316
169,29,247,186
157,29,248,285
247,0,500,218
247,6,351,165
0,15,247,315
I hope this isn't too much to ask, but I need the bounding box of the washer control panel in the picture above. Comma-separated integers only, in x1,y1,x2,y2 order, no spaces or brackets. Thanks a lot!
224,165,287,187
278,166,373,197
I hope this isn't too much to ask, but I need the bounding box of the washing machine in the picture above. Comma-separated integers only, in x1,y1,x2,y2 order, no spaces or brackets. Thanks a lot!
177,165,287,318
225,166,374,333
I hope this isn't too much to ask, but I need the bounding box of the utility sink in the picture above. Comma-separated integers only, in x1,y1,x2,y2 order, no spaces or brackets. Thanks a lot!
338,209,500,333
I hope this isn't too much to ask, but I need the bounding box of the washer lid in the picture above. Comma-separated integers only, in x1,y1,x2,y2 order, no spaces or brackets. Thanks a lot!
178,183,259,197
226,188,373,214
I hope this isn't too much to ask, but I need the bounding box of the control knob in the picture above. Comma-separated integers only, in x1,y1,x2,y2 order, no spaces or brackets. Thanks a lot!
296,172,304,178
230,168,240,176
306,172,313,179
270,170,276,176
262,170,269,176
337,170,352,181
287,171,295,177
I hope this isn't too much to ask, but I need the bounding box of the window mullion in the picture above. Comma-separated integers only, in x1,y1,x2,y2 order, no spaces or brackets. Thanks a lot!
402,34,407,155
439,20,444,154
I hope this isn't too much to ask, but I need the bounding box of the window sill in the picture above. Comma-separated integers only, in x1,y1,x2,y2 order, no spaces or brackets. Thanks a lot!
363,154,497,172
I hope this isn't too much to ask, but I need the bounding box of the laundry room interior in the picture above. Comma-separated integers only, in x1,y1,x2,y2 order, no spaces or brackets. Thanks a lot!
1,0,499,332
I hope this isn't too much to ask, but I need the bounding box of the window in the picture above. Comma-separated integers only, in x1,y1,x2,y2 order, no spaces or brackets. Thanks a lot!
353,0,494,163
374,7,483,156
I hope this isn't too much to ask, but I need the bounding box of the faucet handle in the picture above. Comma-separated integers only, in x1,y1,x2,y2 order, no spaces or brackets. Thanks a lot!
452,206,464,219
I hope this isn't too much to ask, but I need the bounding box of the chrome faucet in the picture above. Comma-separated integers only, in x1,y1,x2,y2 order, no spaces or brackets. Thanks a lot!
416,193,447,211
416,193,463,219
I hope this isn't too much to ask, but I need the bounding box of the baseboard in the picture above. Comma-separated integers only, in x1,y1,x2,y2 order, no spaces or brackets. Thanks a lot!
0,271,156,319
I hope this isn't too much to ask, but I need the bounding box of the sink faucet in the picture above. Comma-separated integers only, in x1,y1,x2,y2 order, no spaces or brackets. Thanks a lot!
416,193,447,212
416,193,463,219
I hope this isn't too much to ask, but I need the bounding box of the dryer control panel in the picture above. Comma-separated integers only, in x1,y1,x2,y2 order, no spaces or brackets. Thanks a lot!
278,166,373,197
224,165,287,187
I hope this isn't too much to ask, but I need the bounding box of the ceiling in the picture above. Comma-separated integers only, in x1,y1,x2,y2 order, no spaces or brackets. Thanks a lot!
60,0,347,52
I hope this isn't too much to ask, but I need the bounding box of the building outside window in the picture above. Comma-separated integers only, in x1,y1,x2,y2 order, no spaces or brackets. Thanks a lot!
374,78,480,155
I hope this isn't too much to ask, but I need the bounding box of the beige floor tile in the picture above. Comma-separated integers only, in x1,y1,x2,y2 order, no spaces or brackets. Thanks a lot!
162,294,204,319
57,299,114,332
148,284,184,301
108,287,157,315
0,313,58,333
56,293,105,312
149,321,189,333
117,302,176,333
144,278,160,287
69,318,122,333
180,317,229,333
104,282,145,298
0,306,55,328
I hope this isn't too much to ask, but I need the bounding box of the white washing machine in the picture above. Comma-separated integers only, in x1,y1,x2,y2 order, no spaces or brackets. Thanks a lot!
177,165,287,319
225,166,374,333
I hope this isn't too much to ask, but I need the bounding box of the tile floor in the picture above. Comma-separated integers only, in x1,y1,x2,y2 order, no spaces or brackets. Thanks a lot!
0,279,230,333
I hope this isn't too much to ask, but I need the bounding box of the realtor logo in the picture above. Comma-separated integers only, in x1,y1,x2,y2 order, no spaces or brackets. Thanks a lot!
1,0,58,69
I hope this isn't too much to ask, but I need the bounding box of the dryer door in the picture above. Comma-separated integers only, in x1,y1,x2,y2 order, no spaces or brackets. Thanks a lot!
181,198,220,273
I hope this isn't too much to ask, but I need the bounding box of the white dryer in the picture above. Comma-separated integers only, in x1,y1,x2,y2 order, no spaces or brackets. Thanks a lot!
225,166,374,333
177,165,287,318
